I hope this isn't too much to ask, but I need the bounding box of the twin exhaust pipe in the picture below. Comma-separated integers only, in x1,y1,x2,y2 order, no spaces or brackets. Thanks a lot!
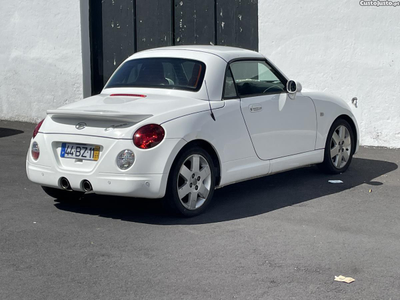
81,180,93,193
59,177,93,193
60,177,72,191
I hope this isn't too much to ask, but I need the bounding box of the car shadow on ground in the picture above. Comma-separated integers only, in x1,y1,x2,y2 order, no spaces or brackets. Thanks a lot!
54,157,398,225
0,128,24,138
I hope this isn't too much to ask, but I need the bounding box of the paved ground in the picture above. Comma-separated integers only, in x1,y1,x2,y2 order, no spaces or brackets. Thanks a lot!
1,120,400,300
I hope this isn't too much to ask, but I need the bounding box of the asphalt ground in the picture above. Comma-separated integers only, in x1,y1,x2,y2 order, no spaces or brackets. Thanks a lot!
1,120,400,300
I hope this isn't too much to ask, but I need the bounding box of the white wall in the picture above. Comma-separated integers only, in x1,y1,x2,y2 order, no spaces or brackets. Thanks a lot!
0,0,83,123
259,0,400,148
1,1,399,148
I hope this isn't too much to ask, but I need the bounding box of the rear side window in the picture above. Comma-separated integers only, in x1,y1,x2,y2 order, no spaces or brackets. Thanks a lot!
230,60,286,97
106,58,206,91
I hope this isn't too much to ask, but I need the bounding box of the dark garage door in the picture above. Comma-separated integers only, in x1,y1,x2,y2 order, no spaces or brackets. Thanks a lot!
89,0,258,95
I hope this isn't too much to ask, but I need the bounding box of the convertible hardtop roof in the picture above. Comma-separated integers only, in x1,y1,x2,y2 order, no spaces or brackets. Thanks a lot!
136,45,265,62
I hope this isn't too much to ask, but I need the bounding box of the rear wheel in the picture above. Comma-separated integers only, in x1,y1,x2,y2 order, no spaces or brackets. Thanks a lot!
320,119,354,174
42,186,83,201
165,147,216,217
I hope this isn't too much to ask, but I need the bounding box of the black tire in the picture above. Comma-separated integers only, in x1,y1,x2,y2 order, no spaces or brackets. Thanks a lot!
41,186,83,201
165,147,216,217
320,118,355,174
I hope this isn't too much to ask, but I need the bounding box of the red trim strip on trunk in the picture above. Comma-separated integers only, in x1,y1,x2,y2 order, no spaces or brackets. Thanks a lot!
110,94,147,97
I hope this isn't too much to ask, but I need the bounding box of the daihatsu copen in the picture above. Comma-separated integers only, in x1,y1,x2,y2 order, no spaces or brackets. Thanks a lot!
26,46,359,216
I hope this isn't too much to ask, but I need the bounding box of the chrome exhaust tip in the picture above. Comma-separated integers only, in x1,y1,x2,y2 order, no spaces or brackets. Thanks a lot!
81,180,93,193
59,177,71,191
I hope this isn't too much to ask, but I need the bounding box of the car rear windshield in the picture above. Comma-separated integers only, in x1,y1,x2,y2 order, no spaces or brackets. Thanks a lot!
106,58,206,91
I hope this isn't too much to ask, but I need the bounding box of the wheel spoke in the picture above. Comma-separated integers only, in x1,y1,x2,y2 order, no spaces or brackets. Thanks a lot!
179,165,192,181
338,126,345,139
343,135,351,148
330,145,339,159
332,131,340,145
199,165,211,180
342,150,350,163
334,152,342,168
192,155,200,173
198,184,209,199
187,191,198,209
178,183,191,200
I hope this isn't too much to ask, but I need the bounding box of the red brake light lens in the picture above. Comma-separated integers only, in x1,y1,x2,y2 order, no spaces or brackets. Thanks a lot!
133,124,165,149
33,119,44,138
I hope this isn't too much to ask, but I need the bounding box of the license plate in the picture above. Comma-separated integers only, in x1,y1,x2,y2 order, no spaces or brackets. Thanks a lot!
60,143,100,161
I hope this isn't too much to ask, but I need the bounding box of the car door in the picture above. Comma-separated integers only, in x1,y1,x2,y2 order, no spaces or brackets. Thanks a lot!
230,60,317,160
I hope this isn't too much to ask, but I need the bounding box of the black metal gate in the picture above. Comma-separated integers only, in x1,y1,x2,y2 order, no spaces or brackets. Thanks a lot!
89,0,258,95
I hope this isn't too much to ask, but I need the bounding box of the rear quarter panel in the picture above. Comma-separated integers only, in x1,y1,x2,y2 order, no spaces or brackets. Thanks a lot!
160,100,259,186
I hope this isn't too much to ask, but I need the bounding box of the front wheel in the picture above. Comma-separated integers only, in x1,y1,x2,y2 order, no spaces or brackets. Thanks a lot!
320,119,355,174
165,147,216,217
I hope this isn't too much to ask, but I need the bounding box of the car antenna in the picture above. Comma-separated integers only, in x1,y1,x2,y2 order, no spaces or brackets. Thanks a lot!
204,80,216,121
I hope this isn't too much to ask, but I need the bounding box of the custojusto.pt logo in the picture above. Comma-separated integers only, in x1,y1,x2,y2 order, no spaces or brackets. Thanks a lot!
360,0,400,6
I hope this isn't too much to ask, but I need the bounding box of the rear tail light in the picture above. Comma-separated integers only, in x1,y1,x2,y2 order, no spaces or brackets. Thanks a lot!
31,141,40,160
33,119,44,138
133,124,165,149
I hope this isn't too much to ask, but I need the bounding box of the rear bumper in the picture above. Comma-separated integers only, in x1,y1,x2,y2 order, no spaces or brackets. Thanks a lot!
26,159,166,198
26,133,186,199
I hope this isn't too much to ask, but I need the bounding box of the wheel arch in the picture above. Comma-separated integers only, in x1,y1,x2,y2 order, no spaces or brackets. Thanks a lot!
319,114,357,174
334,114,358,154
168,139,222,187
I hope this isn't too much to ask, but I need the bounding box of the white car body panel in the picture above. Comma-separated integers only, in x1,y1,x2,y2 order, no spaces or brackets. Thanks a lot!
302,91,359,152
26,46,359,200
240,93,317,160
45,93,224,139
161,100,262,187
26,132,190,198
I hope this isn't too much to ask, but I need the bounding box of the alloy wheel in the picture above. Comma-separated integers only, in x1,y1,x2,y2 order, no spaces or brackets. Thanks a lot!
330,125,352,169
177,154,212,210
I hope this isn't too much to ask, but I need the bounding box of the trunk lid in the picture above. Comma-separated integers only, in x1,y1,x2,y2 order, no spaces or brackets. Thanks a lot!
42,93,213,139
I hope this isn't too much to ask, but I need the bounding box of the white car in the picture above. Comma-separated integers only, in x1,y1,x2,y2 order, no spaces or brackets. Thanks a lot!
26,45,359,216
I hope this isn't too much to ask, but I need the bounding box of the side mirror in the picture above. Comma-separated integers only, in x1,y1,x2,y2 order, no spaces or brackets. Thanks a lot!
286,80,302,94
